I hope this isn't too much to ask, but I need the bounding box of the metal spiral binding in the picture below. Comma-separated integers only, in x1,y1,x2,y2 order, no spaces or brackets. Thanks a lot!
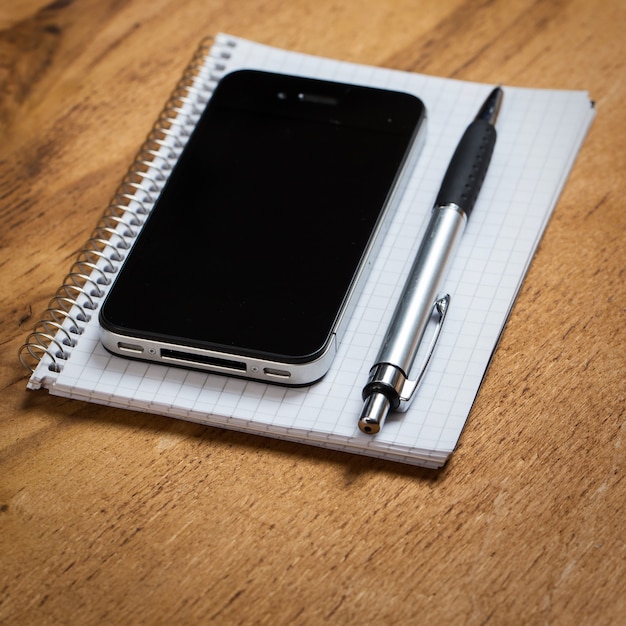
19,36,234,374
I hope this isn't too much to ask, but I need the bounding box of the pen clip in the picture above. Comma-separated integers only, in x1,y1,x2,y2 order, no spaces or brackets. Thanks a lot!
398,294,450,411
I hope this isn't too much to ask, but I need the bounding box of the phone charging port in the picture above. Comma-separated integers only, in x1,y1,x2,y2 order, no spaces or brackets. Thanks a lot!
161,349,246,372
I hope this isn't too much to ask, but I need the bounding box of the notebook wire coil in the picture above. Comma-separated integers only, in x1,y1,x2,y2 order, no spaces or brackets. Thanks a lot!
19,36,234,374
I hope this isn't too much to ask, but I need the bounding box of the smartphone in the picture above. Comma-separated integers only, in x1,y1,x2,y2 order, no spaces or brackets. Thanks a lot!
99,69,426,385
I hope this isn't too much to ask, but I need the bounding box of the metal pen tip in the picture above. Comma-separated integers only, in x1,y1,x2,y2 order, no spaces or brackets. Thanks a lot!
475,86,504,125
358,392,392,434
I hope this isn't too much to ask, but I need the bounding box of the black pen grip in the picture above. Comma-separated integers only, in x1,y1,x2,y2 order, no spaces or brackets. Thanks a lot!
434,119,497,218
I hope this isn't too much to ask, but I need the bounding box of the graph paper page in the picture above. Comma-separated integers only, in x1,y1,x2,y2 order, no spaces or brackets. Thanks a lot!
27,35,595,467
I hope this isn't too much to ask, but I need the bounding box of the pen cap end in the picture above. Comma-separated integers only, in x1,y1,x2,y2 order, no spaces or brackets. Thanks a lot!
358,392,391,435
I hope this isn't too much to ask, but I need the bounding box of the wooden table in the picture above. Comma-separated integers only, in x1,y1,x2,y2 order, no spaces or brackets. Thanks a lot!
1,1,624,623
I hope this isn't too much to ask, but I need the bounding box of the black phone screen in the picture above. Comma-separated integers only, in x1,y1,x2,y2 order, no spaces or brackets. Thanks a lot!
100,70,425,363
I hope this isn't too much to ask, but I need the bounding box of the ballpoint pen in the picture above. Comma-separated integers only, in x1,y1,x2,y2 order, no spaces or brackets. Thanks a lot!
358,86,503,434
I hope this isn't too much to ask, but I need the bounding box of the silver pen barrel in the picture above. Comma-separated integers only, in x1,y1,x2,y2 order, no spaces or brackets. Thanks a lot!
358,204,466,434
378,204,466,369
359,86,502,435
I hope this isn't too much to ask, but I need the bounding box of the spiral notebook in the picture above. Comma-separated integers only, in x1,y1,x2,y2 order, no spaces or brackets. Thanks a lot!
19,34,594,468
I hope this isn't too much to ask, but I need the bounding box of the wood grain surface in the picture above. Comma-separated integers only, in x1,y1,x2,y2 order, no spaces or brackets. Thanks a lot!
1,0,624,624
